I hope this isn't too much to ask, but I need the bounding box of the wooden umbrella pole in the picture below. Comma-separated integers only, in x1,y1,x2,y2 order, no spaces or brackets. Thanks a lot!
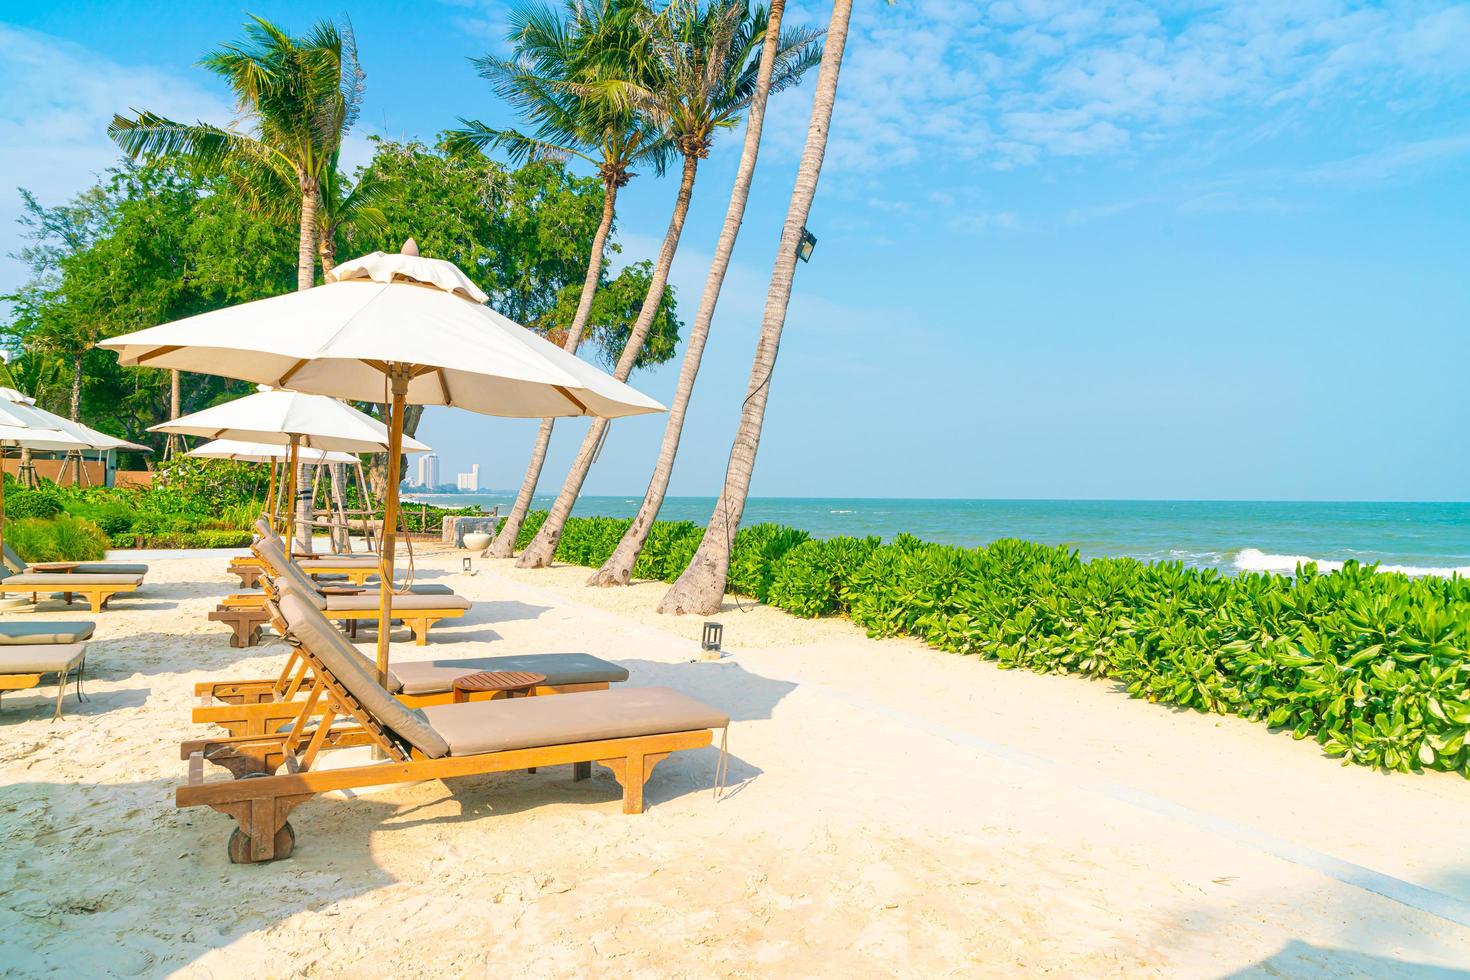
265,458,278,524
375,367,411,686
284,437,300,560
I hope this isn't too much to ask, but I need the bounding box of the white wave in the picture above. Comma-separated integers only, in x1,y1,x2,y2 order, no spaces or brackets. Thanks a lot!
1233,547,1470,578
829,509,855,514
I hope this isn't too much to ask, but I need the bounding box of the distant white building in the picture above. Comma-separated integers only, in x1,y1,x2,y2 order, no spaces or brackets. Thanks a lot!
456,463,480,492
416,452,439,489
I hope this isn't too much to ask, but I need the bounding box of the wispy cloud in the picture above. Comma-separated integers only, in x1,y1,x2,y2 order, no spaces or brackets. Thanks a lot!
813,1,1470,173
0,24,232,290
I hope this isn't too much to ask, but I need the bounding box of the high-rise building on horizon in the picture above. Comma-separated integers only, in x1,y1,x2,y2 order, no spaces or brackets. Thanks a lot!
455,463,480,492
416,452,439,489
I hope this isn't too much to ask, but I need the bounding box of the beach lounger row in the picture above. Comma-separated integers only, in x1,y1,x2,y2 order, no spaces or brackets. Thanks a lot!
178,591,727,863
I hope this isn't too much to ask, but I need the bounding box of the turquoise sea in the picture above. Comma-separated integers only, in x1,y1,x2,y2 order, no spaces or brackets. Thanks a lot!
402,495,1470,577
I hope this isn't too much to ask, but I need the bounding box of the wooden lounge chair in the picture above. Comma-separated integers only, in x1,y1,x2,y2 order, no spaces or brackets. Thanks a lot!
251,538,469,645
0,569,141,613
0,643,88,720
178,592,727,863
3,542,149,580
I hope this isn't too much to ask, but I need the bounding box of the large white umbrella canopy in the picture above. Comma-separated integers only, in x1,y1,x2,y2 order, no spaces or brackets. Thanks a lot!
186,439,360,465
0,387,150,455
100,245,665,684
151,388,431,455
101,250,665,419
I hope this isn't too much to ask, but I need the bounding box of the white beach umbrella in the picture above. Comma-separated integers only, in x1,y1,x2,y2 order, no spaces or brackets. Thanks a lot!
100,244,665,683
186,439,360,465
0,399,93,559
154,388,429,554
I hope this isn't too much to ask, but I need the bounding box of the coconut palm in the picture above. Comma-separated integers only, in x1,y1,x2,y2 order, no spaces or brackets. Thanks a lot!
447,0,671,559
234,148,388,276
108,15,365,292
660,0,852,614
517,0,822,569
588,0,813,586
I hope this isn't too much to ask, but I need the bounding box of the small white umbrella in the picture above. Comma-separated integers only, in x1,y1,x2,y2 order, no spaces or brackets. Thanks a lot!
102,244,664,684
186,439,360,465
0,399,92,559
153,388,429,554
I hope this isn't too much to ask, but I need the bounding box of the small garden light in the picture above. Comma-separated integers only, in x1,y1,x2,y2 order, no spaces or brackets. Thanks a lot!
461,556,472,573
797,227,817,263
699,621,724,661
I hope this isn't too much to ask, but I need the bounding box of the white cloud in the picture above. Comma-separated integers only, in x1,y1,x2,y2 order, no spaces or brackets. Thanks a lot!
815,0,1470,173
0,23,232,293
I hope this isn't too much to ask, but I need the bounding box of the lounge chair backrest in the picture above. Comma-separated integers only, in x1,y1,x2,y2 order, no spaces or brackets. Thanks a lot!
273,591,451,759
254,538,323,600
2,542,26,575
253,518,273,541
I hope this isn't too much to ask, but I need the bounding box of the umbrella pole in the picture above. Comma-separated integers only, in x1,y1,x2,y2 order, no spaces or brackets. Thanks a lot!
265,459,278,524
375,368,410,686
284,437,300,560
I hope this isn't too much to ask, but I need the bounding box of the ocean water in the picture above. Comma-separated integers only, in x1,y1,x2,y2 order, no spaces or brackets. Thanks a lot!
402,494,1470,577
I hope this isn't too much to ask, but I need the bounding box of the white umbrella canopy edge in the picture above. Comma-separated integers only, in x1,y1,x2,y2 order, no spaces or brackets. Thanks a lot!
98,281,666,418
97,246,667,686
186,439,360,464
150,389,431,455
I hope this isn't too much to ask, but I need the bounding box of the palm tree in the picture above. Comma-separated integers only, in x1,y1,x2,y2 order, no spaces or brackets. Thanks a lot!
447,0,671,560
517,0,821,569
588,0,814,586
660,0,852,615
108,15,365,292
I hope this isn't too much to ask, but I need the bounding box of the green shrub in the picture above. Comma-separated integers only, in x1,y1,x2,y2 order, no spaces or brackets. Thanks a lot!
7,484,65,519
515,510,549,550
768,536,881,618
727,523,810,600
7,515,108,562
632,520,703,583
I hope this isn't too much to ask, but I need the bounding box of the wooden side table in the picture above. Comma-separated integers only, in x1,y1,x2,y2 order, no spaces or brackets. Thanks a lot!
451,670,547,704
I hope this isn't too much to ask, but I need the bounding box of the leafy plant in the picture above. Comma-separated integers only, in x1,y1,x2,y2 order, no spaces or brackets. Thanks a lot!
7,515,108,562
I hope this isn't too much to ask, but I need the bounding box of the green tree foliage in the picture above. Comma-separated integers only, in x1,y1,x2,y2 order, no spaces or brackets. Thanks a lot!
351,138,680,363
2,143,680,452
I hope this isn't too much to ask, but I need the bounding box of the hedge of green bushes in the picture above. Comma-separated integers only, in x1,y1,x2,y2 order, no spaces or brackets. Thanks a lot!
6,514,110,562
503,511,1470,777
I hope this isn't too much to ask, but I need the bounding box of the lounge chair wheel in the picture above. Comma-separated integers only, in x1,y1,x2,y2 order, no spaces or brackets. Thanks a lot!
227,822,295,864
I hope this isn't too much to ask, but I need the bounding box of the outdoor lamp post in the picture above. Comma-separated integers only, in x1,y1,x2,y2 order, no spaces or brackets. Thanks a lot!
462,556,472,574
699,621,724,662
797,227,817,263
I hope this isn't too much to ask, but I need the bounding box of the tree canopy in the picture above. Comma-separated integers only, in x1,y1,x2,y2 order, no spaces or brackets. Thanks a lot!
3,137,681,455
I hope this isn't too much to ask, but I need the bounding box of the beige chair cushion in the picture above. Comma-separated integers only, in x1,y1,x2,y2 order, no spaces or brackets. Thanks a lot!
420,687,729,757
1,573,141,587
0,643,86,674
0,622,96,645
274,592,451,759
73,563,149,576
388,652,629,695
297,556,378,570
323,592,471,612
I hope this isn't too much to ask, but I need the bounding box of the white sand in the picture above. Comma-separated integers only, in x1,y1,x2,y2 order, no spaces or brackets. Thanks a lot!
1,547,1468,977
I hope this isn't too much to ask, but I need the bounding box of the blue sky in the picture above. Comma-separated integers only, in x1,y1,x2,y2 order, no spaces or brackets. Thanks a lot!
2,0,1468,501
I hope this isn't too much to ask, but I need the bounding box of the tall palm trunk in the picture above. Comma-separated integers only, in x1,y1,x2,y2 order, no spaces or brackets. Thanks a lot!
165,369,181,459
489,180,622,558
67,351,84,484
297,177,319,291
517,155,700,569
319,235,336,277
590,0,788,587
660,0,851,615
293,178,318,550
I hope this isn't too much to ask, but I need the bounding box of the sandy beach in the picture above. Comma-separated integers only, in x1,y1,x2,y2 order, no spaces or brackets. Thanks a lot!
2,546,1468,977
